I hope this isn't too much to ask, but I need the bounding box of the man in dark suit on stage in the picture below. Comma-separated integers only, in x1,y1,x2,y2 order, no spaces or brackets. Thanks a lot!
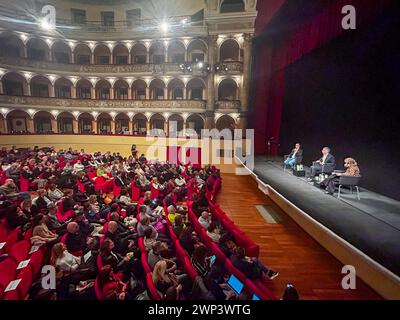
307,146,335,181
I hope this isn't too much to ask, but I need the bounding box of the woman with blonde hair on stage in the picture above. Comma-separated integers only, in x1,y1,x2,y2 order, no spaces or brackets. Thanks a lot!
322,157,360,195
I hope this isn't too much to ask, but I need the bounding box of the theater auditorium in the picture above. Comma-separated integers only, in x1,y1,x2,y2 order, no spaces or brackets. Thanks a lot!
0,0,399,302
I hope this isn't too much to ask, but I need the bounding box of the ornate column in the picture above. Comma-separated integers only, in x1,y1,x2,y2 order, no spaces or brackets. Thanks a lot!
0,80,3,95
51,118,58,133
128,86,132,99
241,34,253,110
92,119,97,133
26,81,32,96
205,35,218,129
110,87,114,100
49,84,55,98
146,87,150,100
2,118,8,133
90,53,95,64
164,87,168,100
183,86,187,100
128,119,133,134
146,120,150,133
26,117,34,133
111,119,116,134
71,85,77,99
91,87,96,99
72,119,79,133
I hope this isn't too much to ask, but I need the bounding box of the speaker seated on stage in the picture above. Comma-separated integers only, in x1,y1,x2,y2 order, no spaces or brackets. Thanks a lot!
283,143,303,169
321,158,360,195
306,146,335,181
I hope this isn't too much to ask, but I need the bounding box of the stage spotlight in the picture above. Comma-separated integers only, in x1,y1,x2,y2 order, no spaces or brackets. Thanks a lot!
160,21,169,33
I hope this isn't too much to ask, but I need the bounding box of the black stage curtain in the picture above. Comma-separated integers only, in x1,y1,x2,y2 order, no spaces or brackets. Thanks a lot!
279,4,400,200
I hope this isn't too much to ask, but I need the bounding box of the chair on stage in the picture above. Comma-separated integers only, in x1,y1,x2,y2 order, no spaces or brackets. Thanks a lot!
337,175,362,201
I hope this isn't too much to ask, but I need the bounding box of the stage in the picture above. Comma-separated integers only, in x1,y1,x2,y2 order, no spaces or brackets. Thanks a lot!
252,156,400,278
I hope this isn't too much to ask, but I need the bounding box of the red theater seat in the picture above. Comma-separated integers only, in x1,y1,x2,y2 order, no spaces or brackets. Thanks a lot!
9,240,30,263
146,273,162,300
0,259,17,295
141,252,152,274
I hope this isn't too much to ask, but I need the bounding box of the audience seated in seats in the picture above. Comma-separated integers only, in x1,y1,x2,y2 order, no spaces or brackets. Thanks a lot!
198,211,212,229
173,214,185,238
96,265,127,300
231,247,279,281
191,244,212,278
32,189,52,211
179,224,197,255
105,221,135,255
0,178,30,201
32,213,59,245
47,183,64,201
152,260,191,300
46,203,67,235
65,222,89,254
0,145,276,300
206,222,221,243
100,239,144,282
148,241,176,272
204,265,236,300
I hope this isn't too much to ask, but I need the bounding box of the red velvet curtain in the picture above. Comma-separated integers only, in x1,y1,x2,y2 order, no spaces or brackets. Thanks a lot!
252,0,394,154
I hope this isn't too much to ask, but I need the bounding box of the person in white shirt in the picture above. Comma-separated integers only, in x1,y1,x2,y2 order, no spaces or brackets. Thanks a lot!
51,243,82,273
198,211,212,230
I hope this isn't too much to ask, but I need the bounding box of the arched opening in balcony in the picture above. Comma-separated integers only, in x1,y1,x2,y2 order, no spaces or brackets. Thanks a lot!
30,75,51,98
96,79,111,100
97,113,112,134
131,43,147,64
113,44,129,64
57,112,74,133
54,78,72,98
2,72,28,96
168,78,185,100
52,41,72,64
0,114,5,133
220,0,245,13
150,113,165,131
216,114,236,131
149,42,165,64
149,79,166,100
168,114,184,133
168,40,185,63
78,112,94,133
7,110,30,133
218,78,238,100
114,79,129,100
76,79,92,99
133,113,147,135
186,114,204,135
115,113,130,134
74,43,91,64
34,111,54,133
0,33,24,58
94,44,111,65
132,79,147,99
220,39,240,62
187,78,205,100
26,38,49,61
188,39,207,62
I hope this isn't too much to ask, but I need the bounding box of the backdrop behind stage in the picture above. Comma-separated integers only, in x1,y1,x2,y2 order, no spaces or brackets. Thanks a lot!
279,6,400,200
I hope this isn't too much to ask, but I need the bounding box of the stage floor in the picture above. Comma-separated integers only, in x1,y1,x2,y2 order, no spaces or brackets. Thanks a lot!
253,156,400,277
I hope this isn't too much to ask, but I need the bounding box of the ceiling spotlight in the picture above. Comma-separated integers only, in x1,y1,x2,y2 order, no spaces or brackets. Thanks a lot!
39,18,55,30
181,18,188,25
198,62,204,68
160,21,169,33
